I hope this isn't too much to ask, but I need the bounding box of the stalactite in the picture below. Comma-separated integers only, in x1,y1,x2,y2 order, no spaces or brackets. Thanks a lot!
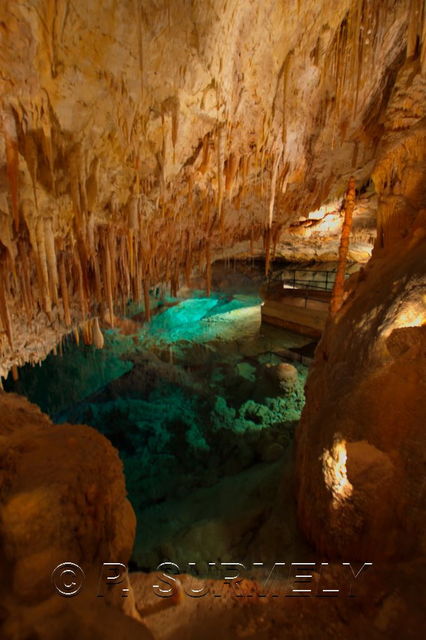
119,236,131,303
282,50,293,146
225,152,238,196
0,261,14,349
90,242,102,309
407,0,423,58
172,102,179,162
188,172,194,206
40,108,55,191
128,195,139,279
185,230,192,286
58,251,71,327
87,213,96,258
241,154,250,197
24,134,39,209
143,279,151,322
264,227,272,276
134,243,143,303
216,126,225,228
170,268,178,298
69,145,83,224
272,224,282,262
421,3,426,72
205,240,212,296
268,143,283,229
1,109,20,231
87,157,99,211
82,320,93,346
330,177,356,315
74,247,89,320
199,135,210,174
103,230,114,327
35,217,52,315
44,217,59,306
107,228,117,299
73,222,91,305
17,240,33,321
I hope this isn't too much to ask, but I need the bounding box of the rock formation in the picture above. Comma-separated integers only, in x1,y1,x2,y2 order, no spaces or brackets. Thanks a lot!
297,50,426,560
0,0,421,378
0,392,153,638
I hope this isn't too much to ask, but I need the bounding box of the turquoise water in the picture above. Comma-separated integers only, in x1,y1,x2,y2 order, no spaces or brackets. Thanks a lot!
5,288,310,568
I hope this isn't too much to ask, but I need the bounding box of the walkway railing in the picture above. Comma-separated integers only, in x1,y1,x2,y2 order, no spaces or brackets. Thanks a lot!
279,269,350,292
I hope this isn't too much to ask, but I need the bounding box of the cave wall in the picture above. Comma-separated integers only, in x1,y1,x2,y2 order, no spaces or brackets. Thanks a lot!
296,53,426,560
0,0,421,377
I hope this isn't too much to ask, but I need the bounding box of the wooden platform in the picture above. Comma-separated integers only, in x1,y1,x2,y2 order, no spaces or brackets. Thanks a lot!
261,283,331,338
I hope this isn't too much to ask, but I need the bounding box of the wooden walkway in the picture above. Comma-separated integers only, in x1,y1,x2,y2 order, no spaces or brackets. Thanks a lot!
261,277,332,339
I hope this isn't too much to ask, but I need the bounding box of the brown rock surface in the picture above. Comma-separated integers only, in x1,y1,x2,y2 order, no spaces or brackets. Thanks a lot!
296,56,426,560
0,392,153,639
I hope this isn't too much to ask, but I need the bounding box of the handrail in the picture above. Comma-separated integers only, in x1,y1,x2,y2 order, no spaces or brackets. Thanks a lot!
279,269,350,292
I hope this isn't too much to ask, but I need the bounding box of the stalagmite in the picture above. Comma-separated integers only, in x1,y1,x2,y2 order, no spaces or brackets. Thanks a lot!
330,177,356,315
92,317,104,349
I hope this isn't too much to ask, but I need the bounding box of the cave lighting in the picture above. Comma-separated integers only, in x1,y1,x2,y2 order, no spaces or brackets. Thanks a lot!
322,437,353,509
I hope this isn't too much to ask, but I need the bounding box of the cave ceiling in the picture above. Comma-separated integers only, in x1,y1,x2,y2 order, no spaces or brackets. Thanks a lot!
0,0,423,376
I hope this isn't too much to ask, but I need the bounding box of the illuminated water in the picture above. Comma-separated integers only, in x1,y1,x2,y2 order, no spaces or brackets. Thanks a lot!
6,284,312,568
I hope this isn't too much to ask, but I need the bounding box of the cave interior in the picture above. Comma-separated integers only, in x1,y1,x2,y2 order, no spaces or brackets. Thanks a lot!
0,1,425,639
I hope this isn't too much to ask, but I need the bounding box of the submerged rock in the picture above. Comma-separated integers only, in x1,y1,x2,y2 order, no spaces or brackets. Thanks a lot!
275,362,299,392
